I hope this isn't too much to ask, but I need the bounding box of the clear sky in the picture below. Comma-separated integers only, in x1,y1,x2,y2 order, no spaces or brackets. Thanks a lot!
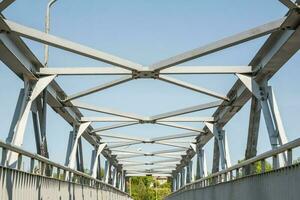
0,0,299,174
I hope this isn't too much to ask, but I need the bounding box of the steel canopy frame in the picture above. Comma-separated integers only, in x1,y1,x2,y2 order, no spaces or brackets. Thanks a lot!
0,0,299,190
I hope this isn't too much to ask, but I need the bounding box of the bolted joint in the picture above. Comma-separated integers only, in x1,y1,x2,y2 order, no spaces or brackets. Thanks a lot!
144,153,154,156
132,70,140,79
139,119,156,124
143,140,155,144
131,70,159,79
0,29,10,34
145,163,154,165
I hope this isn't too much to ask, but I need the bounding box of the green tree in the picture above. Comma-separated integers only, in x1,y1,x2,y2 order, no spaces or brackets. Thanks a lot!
130,176,171,200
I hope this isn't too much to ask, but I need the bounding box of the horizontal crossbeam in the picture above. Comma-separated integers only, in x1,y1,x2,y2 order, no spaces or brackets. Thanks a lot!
64,75,132,101
150,100,223,120
150,132,199,142
150,17,286,71
38,67,132,75
159,75,229,100
92,122,139,132
156,122,204,133
1,19,144,71
160,66,253,74
71,101,145,120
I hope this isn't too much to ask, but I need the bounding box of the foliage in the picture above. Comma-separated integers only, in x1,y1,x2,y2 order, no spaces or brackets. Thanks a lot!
252,160,272,173
238,159,272,174
130,176,171,200
293,157,300,164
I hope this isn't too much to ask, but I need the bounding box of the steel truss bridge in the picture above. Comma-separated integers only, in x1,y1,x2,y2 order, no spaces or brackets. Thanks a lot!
0,0,300,200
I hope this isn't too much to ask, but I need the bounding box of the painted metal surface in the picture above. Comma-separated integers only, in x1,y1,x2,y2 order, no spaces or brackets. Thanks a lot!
0,1,299,196
0,166,132,200
166,164,300,200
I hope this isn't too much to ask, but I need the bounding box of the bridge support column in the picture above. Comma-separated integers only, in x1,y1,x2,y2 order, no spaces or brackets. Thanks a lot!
120,170,126,191
186,160,193,183
206,122,231,170
112,167,117,187
125,176,129,193
66,122,91,170
104,160,111,184
244,96,261,174
116,170,121,189
172,174,177,191
237,74,288,167
4,75,55,167
31,96,49,159
180,167,186,186
177,172,181,189
90,143,106,179
196,147,207,179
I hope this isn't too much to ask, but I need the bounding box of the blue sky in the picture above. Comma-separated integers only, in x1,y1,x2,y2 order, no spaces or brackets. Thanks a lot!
1,0,300,173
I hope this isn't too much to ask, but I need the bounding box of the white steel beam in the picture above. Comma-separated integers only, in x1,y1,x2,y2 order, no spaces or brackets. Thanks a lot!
156,122,204,133
95,132,144,142
159,75,229,100
117,154,180,159
268,86,288,145
71,100,144,120
150,132,199,142
0,0,15,11
111,149,146,155
156,141,190,149
279,0,299,9
118,160,145,164
64,75,132,101
195,147,208,179
67,122,91,169
81,117,138,122
5,76,56,167
126,173,172,177
160,66,253,74
152,148,186,154
2,19,144,71
151,158,181,164
150,17,285,71
0,27,120,168
245,97,261,160
151,100,222,120
125,169,174,173
205,122,231,169
90,143,106,178
38,67,132,75
157,116,215,122
91,122,139,133
38,66,253,75
82,116,214,123
108,141,143,149
123,163,178,167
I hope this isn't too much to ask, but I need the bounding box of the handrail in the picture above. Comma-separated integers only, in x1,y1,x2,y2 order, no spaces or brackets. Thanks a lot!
170,137,300,196
0,139,130,197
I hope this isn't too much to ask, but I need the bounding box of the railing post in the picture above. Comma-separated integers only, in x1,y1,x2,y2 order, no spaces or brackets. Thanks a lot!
287,149,293,165
261,159,266,173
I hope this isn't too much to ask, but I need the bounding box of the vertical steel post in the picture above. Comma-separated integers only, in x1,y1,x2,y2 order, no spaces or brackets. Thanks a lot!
196,147,207,179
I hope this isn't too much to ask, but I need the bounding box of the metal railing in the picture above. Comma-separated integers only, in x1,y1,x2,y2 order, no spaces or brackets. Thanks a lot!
170,137,300,196
0,139,131,198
